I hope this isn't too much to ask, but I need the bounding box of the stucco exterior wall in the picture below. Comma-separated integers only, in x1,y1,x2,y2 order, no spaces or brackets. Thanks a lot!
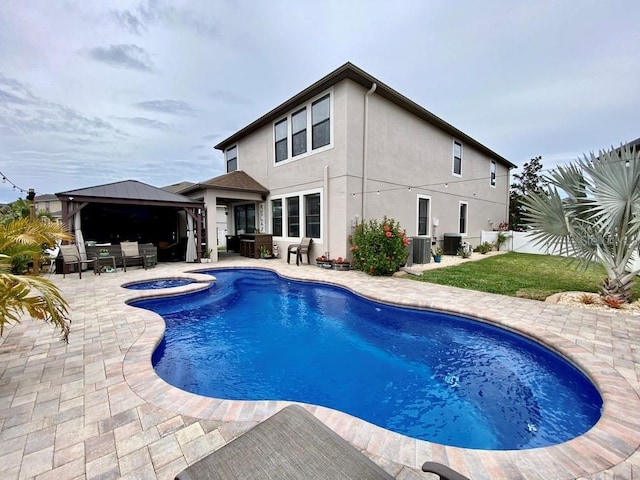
213,76,511,262
349,85,510,249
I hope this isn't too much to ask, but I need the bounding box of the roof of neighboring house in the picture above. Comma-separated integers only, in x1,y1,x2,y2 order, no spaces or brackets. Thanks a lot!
162,181,195,194
56,180,203,207
34,194,58,202
215,62,517,169
179,170,269,196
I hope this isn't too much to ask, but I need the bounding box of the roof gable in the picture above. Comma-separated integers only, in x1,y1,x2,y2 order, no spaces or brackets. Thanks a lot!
180,170,269,195
215,62,516,169
56,180,201,205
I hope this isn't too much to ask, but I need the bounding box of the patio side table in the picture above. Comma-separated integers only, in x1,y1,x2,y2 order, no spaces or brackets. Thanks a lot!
94,255,117,275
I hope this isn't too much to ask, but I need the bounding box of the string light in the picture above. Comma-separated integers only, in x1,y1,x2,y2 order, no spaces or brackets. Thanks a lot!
0,170,36,197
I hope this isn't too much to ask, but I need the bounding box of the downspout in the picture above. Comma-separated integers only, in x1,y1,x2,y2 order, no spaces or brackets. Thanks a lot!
361,82,377,221
324,165,330,257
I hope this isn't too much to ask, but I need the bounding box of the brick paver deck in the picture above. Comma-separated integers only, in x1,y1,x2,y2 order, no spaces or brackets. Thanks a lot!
1,257,639,479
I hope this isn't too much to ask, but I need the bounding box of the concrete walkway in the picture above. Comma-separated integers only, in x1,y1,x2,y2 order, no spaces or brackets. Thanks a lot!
1,257,639,479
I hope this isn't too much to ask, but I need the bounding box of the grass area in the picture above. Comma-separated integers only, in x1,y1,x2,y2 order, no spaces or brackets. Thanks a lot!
411,252,640,301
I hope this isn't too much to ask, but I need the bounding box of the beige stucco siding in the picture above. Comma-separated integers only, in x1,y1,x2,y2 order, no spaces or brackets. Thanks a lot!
212,73,511,262
350,86,509,249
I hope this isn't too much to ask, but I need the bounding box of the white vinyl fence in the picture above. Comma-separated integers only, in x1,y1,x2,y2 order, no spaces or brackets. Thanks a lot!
480,230,640,273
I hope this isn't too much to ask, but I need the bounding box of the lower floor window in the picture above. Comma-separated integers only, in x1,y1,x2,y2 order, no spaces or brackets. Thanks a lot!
459,202,468,235
305,193,320,238
235,204,255,233
271,200,282,237
272,190,322,240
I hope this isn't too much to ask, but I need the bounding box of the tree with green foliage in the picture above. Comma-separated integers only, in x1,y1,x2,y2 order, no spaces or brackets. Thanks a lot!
509,156,544,230
350,217,409,275
1,197,55,223
0,218,72,341
522,144,640,302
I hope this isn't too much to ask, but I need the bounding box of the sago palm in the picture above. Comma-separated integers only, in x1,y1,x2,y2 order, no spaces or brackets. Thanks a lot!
522,143,640,302
0,218,73,341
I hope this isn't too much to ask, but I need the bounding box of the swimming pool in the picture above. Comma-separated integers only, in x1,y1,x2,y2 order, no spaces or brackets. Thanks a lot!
133,268,602,450
124,278,195,290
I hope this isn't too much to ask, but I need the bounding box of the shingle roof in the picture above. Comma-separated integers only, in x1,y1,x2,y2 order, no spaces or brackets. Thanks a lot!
179,170,269,195
34,194,58,201
56,180,202,206
214,62,517,169
162,181,195,194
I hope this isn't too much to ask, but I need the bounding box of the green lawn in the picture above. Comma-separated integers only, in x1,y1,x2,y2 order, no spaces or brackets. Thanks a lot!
410,252,640,301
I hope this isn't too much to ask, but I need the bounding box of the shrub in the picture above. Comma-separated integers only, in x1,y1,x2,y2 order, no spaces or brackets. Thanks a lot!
603,295,624,309
474,242,494,254
457,247,471,259
351,216,409,276
579,293,597,304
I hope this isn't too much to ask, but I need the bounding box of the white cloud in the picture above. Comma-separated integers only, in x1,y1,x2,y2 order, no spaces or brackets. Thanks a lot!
0,0,639,201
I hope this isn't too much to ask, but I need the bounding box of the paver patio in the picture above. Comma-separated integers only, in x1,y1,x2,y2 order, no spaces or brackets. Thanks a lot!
1,256,640,479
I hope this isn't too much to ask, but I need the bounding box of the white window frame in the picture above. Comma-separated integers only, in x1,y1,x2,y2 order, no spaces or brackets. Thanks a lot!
225,145,238,173
458,201,468,236
416,195,431,237
272,89,334,166
490,160,496,187
270,188,323,242
452,140,462,177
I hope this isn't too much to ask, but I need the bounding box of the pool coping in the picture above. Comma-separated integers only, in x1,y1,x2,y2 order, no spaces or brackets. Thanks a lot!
121,265,640,479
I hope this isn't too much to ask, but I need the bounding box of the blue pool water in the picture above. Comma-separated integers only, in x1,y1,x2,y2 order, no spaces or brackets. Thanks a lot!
133,269,602,450
125,278,194,290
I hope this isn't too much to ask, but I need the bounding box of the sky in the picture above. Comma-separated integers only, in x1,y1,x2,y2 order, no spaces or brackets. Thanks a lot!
0,0,638,203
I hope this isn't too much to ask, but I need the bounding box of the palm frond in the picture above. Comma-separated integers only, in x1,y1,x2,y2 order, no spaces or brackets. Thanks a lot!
0,274,70,342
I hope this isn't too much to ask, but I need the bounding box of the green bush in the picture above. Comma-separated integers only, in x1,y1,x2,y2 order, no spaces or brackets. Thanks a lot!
350,216,409,276
473,242,494,254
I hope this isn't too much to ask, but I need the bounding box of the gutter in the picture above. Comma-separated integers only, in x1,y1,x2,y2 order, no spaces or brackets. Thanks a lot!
361,82,377,221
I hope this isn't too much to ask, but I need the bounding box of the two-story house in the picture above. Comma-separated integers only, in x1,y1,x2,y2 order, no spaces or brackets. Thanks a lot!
183,63,515,263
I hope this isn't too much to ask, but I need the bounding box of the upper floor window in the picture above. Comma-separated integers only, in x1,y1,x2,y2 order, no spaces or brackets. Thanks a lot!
275,119,288,162
273,92,332,164
312,95,330,149
226,146,237,173
453,141,462,176
292,108,307,156
459,201,468,235
417,196,430,236
490,160,496,187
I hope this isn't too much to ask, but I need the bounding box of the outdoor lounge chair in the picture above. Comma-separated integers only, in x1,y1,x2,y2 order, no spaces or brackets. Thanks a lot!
173,405,469,480
120,241,146,271
59,244,95,278
287,237,313,266
174,404,393,480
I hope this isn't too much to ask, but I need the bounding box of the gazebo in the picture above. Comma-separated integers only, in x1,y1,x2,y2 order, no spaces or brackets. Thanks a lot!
56,180,204,263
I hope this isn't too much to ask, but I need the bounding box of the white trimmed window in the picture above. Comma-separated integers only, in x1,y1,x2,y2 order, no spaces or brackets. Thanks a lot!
271,189,322,240
453,141,462,176
273,92,332,164
271,199,283,237
459,201,468,235
490,160,496,187
417,195,431,236
225,145,237,173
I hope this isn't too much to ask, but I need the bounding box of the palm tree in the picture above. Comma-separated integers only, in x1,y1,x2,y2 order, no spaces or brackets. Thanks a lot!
0,218,73,341
522,143,640,302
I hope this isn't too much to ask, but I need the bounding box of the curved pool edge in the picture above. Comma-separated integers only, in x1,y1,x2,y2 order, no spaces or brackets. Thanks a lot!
122,264,640,479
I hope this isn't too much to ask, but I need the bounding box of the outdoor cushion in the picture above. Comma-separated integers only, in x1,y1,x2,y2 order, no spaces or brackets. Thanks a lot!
174,404,393,480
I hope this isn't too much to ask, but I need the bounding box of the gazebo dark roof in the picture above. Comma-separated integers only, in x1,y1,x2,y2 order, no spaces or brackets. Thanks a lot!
57,180,202,207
